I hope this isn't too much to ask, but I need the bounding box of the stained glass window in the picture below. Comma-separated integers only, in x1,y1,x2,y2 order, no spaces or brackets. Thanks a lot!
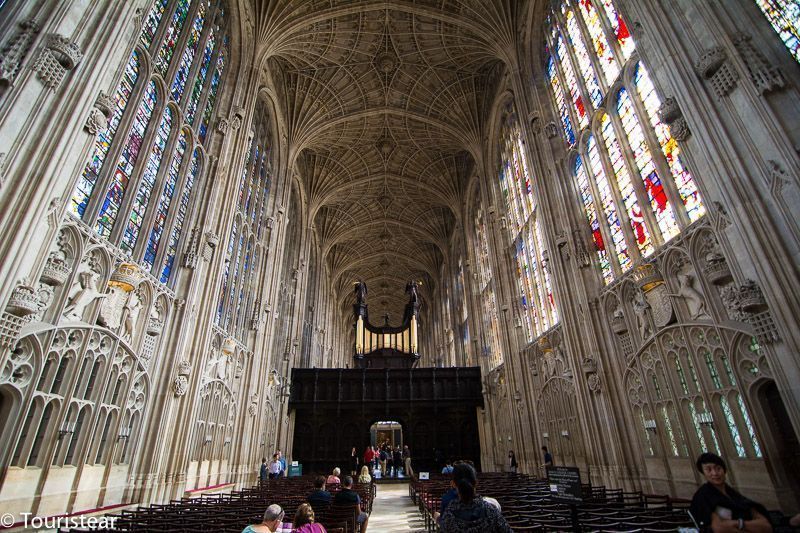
72,52,140,218
473,202,502,368
171,0,206,102
144,130,186,270
140,0,169,49
69,0,228,284
544,0,704,284
756,0,800,63
499,105,558,341
634,64,704,221
96,81,158,239
121,106,174,253
216,106,273,339
154,0,191,77
200,36,227,143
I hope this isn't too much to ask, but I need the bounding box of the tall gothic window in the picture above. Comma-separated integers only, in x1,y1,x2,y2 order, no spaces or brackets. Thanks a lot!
215,102,274,341
545,0,704,284
472,197,503,369
70,0,229,284
498,105,558,341
756,0,800,63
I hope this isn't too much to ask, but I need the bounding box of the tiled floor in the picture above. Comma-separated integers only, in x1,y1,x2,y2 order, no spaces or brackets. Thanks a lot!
367,483,427,533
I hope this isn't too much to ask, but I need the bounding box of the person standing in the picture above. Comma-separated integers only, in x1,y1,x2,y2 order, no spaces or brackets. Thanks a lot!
276,450,287,477
363,445,374,473
379,446,388,477
259,458,268,483
508,450,518,474
392,446,402,478
350,446,359,476
542,446,553,467
403,445,414,478
268,454,282,479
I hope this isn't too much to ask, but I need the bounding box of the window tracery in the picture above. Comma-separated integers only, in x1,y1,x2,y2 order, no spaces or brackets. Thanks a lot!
69,0,228,285
472,198,502,369
498,106,558,341
545,0,704,284
215,103,273,340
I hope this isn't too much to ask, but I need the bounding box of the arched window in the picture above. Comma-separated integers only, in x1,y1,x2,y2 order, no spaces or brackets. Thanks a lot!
498,105,557,341
545,0,705,284
755,0,800,63
69,0,229,285
215,102,274,340
472,197,502,369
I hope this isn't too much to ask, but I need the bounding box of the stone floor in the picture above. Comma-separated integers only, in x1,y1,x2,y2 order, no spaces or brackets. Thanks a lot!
367,482,427,533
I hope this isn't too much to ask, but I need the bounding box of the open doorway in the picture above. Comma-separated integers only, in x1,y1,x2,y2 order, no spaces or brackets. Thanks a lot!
370,420,407,478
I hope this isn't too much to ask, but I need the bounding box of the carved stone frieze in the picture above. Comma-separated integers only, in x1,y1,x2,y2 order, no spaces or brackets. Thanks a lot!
34,34,83,90
734,34,785,94
696,46,738,99
0,18,40,85
41,250,71,286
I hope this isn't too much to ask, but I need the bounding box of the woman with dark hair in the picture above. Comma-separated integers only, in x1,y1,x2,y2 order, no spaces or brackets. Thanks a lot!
350,446,359,476
689,452,772,532
439,463,512,533
292,503,327,533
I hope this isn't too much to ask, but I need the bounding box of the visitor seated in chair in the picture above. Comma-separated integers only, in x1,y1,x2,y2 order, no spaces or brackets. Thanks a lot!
307,475,332,510
292,503,327,533
439,463,512,533
689,452,772,533
326,467,341,485
358,465,372,484
333,475,369,533
242,504,289,533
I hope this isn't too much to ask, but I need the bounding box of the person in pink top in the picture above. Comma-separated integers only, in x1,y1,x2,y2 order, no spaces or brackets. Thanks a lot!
325,467,341,485
292,503,326,533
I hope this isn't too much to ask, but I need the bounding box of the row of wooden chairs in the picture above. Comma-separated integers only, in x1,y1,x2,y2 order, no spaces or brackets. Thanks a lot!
59,477,375,532
411,472,694,532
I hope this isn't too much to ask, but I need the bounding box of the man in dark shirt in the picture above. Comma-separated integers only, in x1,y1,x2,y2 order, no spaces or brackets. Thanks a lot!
259,457,268,483
392,447,402,478
307,475,332,510
542,446,553,467
333,476,369,533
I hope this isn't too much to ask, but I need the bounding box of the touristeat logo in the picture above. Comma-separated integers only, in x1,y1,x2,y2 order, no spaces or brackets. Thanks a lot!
1,512,117,529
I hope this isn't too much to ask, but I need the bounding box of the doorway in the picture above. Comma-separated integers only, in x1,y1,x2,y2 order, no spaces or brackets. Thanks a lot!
757,381,800,510
371,420,403,449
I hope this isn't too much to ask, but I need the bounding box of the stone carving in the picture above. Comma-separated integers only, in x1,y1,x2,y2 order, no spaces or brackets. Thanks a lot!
0,18,40,85
737,279,767,312
734,34,785,94
544,121,559,139
6,285,41,317
147,301,164,335
702,248,732,285
667,271,709,320
657,97,681,123
0,311,29,350
248,392,259,416
587,373,601,392
41,249,71,286
34,34,83,90
122,291,142,341
202,231,219,261
63,270,106,321
204,348,228,381
85,91,116,134
99,263,143,329
632,290,653,339
695,46,738,99
183,227,201,268
84,108,108,135
173,360,191,396
216,118,229,134
669,117,691,141
611,303,627,333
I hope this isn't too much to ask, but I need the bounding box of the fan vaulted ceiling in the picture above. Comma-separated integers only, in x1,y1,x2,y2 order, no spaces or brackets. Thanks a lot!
254,1,519,320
